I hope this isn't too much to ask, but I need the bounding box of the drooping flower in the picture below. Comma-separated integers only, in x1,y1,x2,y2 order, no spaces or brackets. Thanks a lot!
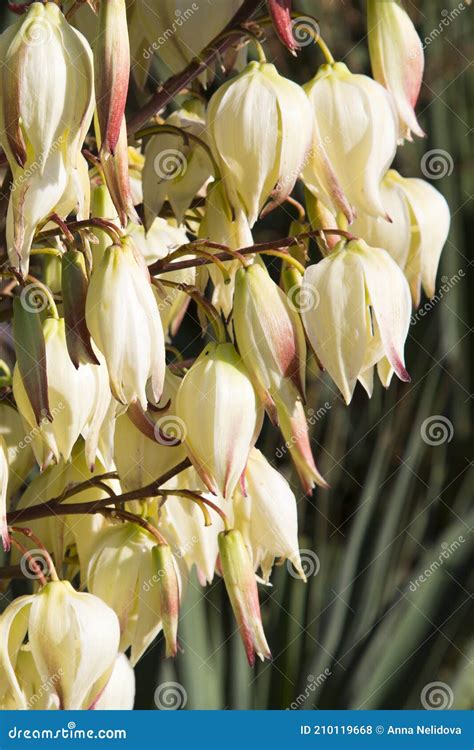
0,2,94,275
207,61,314,226
302,62,398,219
367,0,425,141
0,581,120,710
234,448,304,582
86,237,166,409
0,437,10,552
302,239,412,404
176,343,262,498
94,654,136,710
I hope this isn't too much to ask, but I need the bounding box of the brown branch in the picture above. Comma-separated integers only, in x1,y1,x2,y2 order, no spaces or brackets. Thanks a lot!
127,0,266,135
6,458,191,526
150,229,356,275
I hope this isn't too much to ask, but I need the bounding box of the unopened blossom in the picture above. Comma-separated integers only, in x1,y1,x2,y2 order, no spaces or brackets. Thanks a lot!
388,172,451,306
12,317,104,468
0,2,94,275
233,261,307,419
94,654,136,711
95,0,130,158
176,343,262,498
218,529,271,666
234,448,304,582
87,523,180,664
86,237,166,409
302,62,398,219
302,239,412,404
207,61,314,226
0,581,120,710
367,0,425,141
142,109,213,228
0,437,9,552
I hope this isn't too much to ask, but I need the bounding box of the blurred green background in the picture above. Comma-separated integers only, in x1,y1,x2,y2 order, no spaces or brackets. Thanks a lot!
0,0,472,710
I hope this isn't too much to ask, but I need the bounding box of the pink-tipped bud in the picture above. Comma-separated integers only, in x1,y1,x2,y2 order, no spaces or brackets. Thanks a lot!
152,545,180,658
268,0,297,54
96,0,130,157
218,529,271,666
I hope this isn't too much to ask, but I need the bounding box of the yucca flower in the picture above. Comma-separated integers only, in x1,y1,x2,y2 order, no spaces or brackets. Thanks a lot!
234,448,304,582
367,0,425,141
0,437,9,552
302,239,412,404
207,61,314,226
94,654,136,710
87,523,180,664
0,2,94,275
0,581,120,710
176,342,262,498
302,62,398,219
86,237,166,409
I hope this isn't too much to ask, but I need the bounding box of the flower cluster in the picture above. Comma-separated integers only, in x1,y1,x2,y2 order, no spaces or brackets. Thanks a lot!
0,0,450,710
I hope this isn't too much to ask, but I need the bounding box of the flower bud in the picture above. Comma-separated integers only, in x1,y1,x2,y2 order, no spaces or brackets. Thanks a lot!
0,436,10,551
0,581,120,710
218,529,271,666
273,388,327,493
302,62,398,219
95,0,130,157
13,317,100,467
86,237,166,409
233,262,307,420
0,2,94,274
176,343,261,498
99,115,140,227
302,239,412,404
94,654,135,710
207,61,314,226
12,295,50,427
367,0,425,141
152,544,180,658
234,448,304,582
142,109,212,228
62,249,99,368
